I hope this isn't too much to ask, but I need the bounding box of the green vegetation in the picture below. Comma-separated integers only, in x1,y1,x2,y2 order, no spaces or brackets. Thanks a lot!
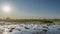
2,19,53,24
52,19,60,22
0,18,60,24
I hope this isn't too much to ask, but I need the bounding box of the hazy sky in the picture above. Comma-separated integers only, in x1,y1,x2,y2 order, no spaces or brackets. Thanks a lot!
0,0,60,19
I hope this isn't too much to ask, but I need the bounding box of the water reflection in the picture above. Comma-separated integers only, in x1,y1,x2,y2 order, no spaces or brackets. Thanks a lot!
0,23,60,34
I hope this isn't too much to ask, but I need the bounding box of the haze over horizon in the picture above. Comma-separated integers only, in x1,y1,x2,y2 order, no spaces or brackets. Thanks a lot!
0,0,60,19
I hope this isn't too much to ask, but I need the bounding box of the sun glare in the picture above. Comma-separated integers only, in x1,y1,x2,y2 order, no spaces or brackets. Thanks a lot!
2,6,11,13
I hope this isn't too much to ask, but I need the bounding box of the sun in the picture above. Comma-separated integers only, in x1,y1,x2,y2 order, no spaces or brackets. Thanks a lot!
2,6,11,13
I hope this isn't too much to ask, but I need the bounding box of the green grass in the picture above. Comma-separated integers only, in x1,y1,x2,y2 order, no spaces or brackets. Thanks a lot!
1,19,60,24
1,19,54,24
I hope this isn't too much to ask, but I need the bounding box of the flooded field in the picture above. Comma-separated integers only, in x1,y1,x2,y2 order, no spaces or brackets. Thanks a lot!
0,22,60,34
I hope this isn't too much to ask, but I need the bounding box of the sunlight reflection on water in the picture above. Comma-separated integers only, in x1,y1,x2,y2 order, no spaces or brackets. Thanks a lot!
0,23,60,34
